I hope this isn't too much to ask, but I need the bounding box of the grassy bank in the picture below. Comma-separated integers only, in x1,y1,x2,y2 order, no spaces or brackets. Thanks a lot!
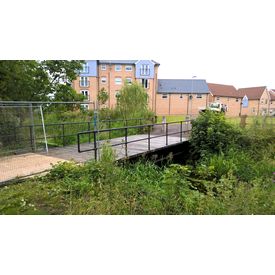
1,112,274,215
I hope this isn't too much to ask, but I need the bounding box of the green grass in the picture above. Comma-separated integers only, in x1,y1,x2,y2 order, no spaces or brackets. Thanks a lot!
156,115,187,123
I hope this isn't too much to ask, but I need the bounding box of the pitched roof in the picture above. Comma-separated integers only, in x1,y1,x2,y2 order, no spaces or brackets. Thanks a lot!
158,79,209,94
207,83,238,97
237,86,266,100
98,60,160,65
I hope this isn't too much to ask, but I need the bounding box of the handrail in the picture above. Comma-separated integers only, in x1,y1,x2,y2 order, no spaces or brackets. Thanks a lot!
77,120,192,160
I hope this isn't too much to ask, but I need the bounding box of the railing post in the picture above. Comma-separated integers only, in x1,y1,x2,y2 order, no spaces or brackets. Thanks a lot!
125,127,128,157
94,131,97,161
180,121,183,142
77,133,81,152
62,123,65,146
109,120,111,139
88,122,91,143
148,125,151,151
166,123,168,145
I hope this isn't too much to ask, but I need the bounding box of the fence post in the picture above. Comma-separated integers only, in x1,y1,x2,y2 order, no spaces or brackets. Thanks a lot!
29,103,36,151
180,121,183,142
166,123,168,145
148,125,151,151
29,125,34,151
94,131,97,161
125,127,128,157
62,123,65,146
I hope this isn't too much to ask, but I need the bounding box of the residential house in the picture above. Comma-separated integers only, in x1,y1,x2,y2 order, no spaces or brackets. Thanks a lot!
207,83,241,116
156,79,210,116
238,86,269,115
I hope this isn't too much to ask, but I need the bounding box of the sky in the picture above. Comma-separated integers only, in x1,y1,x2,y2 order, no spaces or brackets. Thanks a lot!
1,0,274,89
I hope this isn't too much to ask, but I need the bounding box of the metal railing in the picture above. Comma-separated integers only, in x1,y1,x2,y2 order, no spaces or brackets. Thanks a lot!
0,117,155,155
77,120,192,160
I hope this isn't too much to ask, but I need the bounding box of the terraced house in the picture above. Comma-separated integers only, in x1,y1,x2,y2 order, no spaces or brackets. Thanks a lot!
208,83,274,116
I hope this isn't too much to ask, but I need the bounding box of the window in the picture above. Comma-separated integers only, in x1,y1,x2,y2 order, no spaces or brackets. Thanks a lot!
115,91,120,99
81,90,89,100
125,65,132,71
81,104,89,110
115,65,122,71
82,64,89,73
252,107,256,113
80,76,89,87
265,99,268,104
216,97,220,100
180,94,183,98
141,78,149,89
101,77,107,84
115,77,122,85
236,98,239,102
125,78,132,85
162,94,168,99
101,64,107,71
140,64,150,75
196,94,202,98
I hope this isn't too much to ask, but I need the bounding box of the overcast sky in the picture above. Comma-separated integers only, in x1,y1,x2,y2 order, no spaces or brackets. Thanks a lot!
1,0,275,89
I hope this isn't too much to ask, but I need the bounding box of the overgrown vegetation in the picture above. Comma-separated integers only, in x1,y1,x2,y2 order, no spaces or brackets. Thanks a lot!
1,112,274,215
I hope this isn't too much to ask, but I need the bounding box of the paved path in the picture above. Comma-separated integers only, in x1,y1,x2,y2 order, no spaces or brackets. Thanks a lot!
0,123,191,183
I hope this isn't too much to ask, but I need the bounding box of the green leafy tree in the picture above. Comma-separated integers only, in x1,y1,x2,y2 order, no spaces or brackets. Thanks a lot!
116,81,150,120
97,88,109,106
0,60,84,102
190,110,241,158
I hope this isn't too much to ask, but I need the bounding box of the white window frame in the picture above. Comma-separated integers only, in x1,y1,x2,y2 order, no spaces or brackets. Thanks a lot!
81,104,89,110
180,94,183,99
82,64,89,74
125,65,132,71
80,76,89,87
141,78,149,89
216,96,220,100
81,90,89,99
101,64,107,71
115,65,122,71
115,77,122,85
101,76,107,84
162,94,168,99
196,94,202,98
126,78,132,85
141,64,150,75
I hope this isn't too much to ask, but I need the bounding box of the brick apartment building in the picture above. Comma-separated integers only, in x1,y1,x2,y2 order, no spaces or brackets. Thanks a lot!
72,60,160,112
72,60,275,117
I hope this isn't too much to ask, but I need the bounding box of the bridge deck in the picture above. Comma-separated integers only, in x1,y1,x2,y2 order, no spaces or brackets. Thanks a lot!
0,123,191,183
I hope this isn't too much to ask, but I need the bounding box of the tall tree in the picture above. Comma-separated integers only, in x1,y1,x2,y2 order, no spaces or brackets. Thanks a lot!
0,60,84,102
116,81,150,119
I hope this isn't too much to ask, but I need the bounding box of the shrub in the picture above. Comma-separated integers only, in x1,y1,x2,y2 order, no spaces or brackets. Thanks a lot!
190,111,241,158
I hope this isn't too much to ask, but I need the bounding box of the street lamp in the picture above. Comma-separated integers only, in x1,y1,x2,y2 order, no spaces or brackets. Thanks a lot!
190,76,197,118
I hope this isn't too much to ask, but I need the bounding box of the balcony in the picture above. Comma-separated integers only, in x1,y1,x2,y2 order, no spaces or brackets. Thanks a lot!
79,80,90,87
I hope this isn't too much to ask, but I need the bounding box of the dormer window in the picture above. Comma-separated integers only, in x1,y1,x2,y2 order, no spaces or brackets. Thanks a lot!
140,64,150,75
82,64,89,74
